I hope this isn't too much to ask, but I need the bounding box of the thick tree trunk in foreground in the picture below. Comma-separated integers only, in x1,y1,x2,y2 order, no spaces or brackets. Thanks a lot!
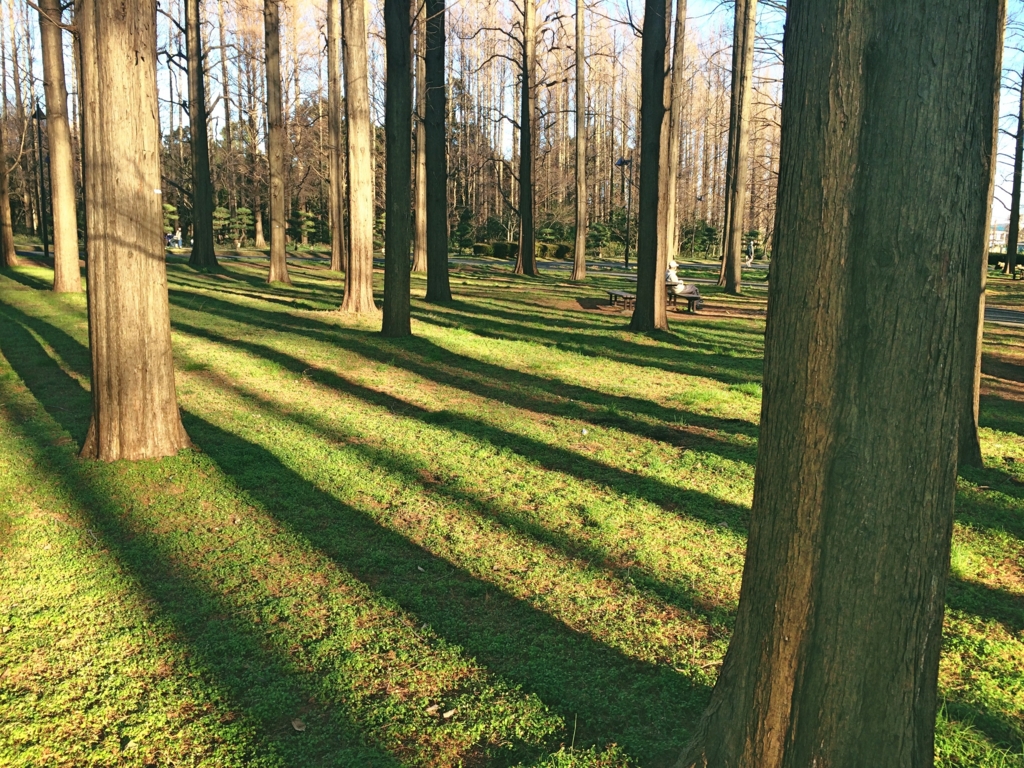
628,0,670,333
327,0,348,275
677,0,1004,765
382,0,412,336
665,0,688,261
514,0,539,277
412,10,428,274
570,0,586,282
717,0,755,295
264,0,290,284
0,120,17,268
424,0,451,302
340,0,378,313
186,0,218,271
39,0,81,292
78,0,191,461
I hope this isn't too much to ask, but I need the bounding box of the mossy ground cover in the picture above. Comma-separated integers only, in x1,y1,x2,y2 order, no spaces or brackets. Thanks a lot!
0,259,1021,767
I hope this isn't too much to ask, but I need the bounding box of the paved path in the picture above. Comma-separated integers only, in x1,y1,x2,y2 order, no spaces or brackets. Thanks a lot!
986,307,1024,327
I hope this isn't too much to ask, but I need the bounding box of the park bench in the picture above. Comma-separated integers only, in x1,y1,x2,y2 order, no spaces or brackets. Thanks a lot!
607,289,636,309
666,288,703,313
607,287,704,313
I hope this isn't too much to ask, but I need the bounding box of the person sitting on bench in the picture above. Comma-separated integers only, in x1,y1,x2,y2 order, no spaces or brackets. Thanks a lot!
666,260,700,298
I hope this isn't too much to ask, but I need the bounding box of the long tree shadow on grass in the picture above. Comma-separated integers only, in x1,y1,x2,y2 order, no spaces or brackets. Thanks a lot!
166,290,762,459
0,301,714,765
0,353,403,767
413,298,766,386
172,319,752,532
1,268,58,291
180,354,741,628
182,409,713,765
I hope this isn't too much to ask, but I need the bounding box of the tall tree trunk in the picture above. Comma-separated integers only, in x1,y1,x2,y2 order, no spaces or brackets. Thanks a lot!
327,0,348,275
424,0,451,302
412,8,428,274
340,0,377,312
628,0,670,333
186,0,218,271
677,0,1004,764
717,0,755,294
570,0,586,281
0,119,17,268
382,0,412,336
264,0,290,284
39,0,82,292
1004,68,1024,279
217,0,231,151
665,0,688,261
513,0,538,276
78,0,191,461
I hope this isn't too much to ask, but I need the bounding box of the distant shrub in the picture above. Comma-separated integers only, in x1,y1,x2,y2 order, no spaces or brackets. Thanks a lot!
473,242,494,256
554,242,571,259
492,242,517,259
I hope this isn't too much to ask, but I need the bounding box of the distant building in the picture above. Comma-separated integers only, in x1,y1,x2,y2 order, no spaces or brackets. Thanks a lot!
990,222,1009,252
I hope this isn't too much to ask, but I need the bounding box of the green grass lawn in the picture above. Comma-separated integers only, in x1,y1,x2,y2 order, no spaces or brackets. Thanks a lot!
1,260,1022,767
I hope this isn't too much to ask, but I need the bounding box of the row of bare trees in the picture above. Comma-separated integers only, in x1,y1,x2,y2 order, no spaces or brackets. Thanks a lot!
1,0,787,297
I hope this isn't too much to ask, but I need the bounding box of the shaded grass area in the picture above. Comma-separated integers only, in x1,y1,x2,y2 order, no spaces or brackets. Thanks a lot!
1,261,1022,767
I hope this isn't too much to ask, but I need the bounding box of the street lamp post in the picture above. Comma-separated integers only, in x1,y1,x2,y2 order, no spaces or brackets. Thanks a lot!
32,104,49,259
615,157,633,269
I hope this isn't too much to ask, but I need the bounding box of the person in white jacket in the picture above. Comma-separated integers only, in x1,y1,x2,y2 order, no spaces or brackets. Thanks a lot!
666,260,699,296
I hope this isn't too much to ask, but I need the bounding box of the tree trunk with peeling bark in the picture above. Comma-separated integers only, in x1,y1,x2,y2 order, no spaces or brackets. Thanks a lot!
382,0,412,336
264,0,290,284
628,0,670,333
39,0,82,292
186,0,218,271
78,0,191,461
676,0,1004,764
340,0,378,313
717,0,755,295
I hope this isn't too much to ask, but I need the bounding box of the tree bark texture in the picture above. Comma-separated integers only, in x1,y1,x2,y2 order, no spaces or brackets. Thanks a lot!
412,9,428,274
717,0,755,294
382,0,412,336
677,1,1004,765
327,0,348,275
264,0,290,284
628,0,669,333
340,0,378,313
186,0,218,271
571,0,586,281
424,0,451,302
78,0,191,461
0,118,17,268
514,0,539,277
665,0,688,260
39,0,82,292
